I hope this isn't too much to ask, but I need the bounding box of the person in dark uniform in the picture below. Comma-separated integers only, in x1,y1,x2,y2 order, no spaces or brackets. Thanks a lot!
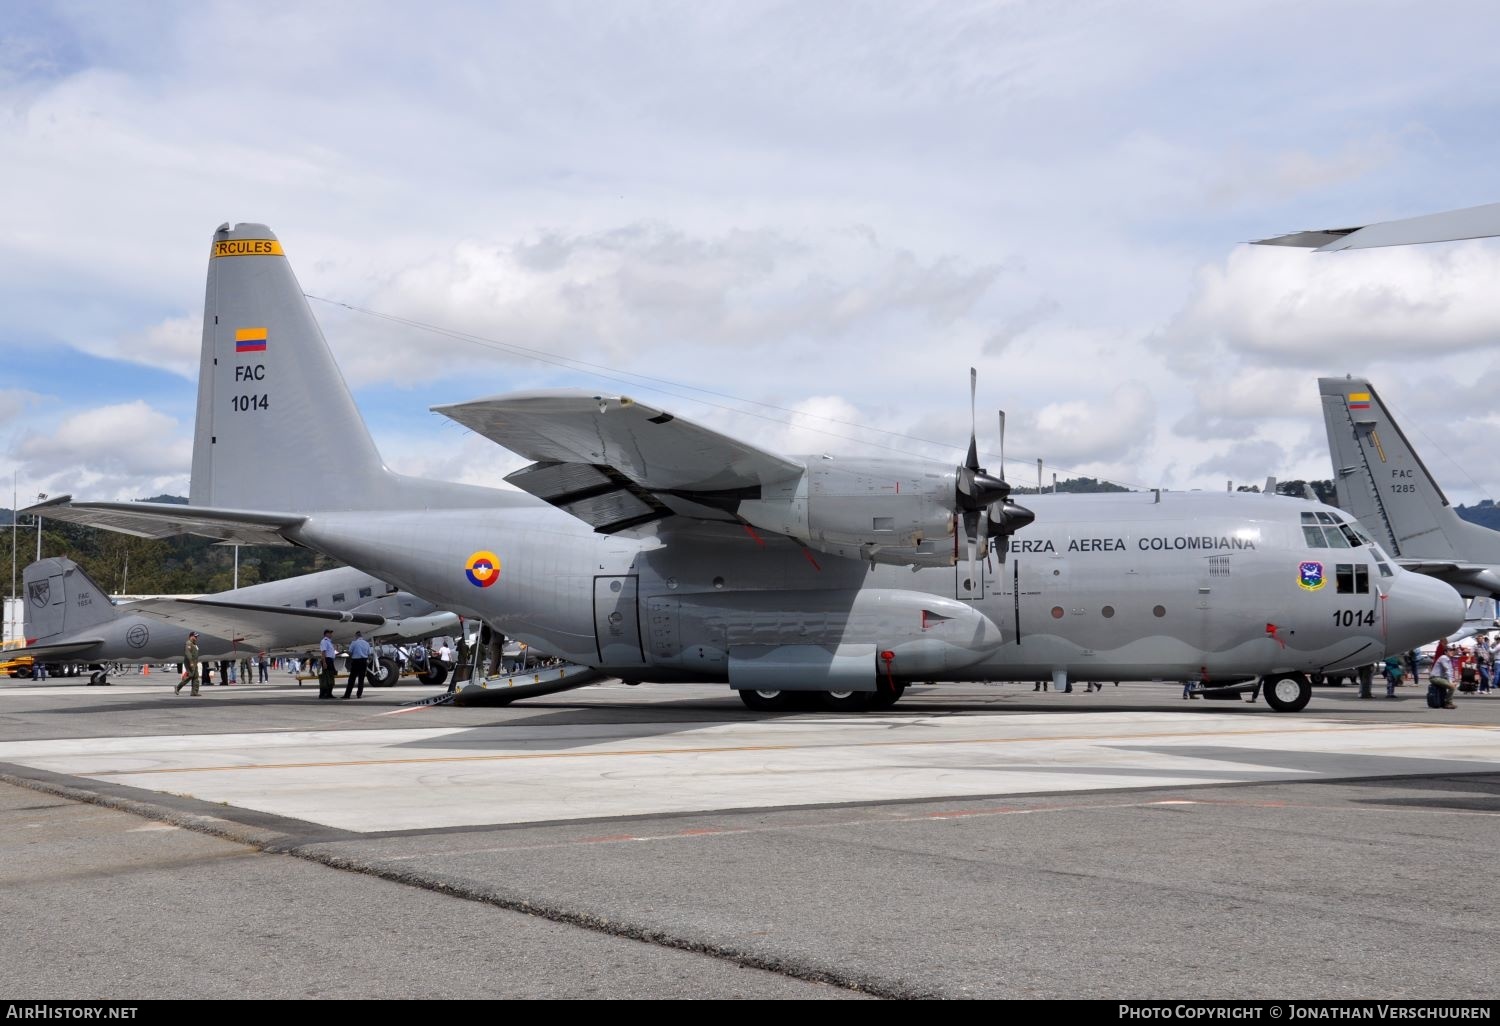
318,630,338,700
343,631,370,699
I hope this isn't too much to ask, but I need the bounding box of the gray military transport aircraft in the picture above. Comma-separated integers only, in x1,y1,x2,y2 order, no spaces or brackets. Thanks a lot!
29,223,1466,713
12,556,458,685
1320,376,1500,600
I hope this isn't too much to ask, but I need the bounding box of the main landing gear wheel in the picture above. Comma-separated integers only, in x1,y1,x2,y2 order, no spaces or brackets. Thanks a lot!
419,664,448,688
1263,673,1312,713
817,690,873,712
739,689,790,711
868,683,907,710
373,656,401,687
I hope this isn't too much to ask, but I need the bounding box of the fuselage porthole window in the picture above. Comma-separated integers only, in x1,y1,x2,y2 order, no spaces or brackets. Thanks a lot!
1152,605,1166,618
1101,605,1115,618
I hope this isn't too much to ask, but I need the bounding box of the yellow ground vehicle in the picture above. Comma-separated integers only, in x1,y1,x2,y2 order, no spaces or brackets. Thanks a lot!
1,655,35,679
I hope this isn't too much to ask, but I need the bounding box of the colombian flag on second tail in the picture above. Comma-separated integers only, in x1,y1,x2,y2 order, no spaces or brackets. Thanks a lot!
1348,392,1370,411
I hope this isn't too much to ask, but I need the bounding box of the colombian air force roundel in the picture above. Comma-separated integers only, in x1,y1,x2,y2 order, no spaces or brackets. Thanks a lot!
465,551,501,588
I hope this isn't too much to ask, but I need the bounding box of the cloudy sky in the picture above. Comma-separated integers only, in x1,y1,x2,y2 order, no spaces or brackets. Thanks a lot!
5,0,1500,509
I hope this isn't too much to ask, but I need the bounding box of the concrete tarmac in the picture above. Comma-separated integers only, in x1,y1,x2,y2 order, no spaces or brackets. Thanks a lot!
1,675,1497,999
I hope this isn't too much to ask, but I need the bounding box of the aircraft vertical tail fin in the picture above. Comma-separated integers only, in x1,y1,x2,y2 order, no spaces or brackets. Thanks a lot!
22,558,119,644
1318,377,1500,563
191,224,396,513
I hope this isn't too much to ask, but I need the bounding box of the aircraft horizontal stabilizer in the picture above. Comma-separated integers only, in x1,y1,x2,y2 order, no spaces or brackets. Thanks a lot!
1253,201,1500,251
25,497,304,547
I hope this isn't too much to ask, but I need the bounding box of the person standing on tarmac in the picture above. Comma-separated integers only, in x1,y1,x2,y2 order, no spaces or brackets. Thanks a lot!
176,632,201,696
318,629,338,700
344,631,370,699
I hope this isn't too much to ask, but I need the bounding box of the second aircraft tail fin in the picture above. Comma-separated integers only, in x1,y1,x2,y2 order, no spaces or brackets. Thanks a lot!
1318,376,1500,564
22,558,119,644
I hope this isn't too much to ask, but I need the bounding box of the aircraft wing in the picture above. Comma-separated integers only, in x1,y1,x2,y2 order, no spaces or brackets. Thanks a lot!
124,598,386,651
1395,558,1500,598
434,390,806,533
1253,201,1500,251
25,496,303,547
5,640,105,659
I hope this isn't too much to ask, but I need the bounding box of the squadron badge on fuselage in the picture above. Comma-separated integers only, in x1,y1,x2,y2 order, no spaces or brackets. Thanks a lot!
1298,561,1326,592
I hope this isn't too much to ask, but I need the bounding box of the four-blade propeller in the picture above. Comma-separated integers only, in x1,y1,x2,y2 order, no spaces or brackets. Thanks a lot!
955,368,1035,588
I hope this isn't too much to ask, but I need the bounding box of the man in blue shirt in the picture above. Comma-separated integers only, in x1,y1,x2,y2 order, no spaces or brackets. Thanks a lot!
344,631,371,699
318,629,338,700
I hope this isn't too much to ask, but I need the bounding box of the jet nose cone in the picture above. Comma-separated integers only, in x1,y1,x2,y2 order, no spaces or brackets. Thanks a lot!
1387,572,1466,653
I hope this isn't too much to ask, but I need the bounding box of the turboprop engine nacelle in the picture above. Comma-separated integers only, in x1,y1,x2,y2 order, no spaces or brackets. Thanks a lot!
736,457,961,567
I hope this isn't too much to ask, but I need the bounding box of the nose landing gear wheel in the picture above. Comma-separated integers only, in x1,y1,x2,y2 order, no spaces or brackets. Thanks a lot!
739,689,790,711
1263,673,1312,712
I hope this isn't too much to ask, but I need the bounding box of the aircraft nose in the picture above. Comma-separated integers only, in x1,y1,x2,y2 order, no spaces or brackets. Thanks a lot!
1385,572,1465,653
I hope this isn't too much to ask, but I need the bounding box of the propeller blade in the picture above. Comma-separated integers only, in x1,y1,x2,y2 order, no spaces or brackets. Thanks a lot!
997,410,1006,483
966,367,979,472
963,508,981,593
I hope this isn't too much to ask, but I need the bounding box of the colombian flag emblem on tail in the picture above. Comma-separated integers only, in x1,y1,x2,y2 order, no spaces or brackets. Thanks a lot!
235,327,268,353
1347,392,1370,411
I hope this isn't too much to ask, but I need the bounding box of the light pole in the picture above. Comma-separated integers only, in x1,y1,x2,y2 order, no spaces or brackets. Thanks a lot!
9,473,15,645
35,493,47,563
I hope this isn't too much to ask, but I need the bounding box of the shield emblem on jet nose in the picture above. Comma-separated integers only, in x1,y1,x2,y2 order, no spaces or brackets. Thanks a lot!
28,581,49,608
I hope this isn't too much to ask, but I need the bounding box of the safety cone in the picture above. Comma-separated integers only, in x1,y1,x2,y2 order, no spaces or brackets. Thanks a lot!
142,664,150,676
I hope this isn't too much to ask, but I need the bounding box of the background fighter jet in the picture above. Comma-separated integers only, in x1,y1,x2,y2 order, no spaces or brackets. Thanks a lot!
29,224,1464,713
12,556,459,685
1319,375,1500,600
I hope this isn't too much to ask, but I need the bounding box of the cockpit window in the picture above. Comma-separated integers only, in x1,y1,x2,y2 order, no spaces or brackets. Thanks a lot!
1315,511,1337,525
1337,524,1364,547
1303,526,1326,547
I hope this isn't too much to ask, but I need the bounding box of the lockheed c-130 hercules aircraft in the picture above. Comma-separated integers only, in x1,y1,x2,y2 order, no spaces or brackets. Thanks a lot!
31,219,1471,712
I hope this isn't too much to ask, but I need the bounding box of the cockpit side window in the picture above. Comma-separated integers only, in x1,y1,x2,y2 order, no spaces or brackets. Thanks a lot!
1302,526,1327,548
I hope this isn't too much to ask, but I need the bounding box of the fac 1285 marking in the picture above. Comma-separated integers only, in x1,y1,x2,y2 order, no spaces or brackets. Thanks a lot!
1332,609,1375,627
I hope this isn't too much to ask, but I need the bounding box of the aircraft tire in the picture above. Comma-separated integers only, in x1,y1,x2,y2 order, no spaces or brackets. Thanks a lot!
868,683,906,710
420,664,449,688
1263,673,1311,713
88,671,102,686
818,690,873,712
739,689,790,711
373,656,401,686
